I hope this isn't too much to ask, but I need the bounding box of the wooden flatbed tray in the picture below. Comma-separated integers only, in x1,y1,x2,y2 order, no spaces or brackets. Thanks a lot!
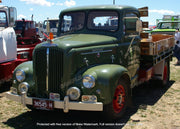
140,34,175,56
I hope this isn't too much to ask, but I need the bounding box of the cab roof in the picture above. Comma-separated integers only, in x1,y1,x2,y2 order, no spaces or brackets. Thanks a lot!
61,5,138,13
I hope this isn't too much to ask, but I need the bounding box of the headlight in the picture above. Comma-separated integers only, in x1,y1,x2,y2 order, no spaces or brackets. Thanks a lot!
18,82,29,94
67,87,81,100
16,69,25,82
82,75,95,88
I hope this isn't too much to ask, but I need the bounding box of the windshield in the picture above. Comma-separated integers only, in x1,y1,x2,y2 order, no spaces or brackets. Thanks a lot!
50,20,58,28
87,11,118,31
0,11,8,27
61,12,85,33
157,22,180,29
60,11,119,34
14,21,35,30
14,21,23,30
43,20,58,29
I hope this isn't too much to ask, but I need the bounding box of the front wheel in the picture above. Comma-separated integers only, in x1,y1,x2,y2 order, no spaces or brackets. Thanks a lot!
103,78,129,120
113,85,126,114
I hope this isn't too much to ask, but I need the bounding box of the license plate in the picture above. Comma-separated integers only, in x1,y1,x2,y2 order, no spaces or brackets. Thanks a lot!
33,99,54,110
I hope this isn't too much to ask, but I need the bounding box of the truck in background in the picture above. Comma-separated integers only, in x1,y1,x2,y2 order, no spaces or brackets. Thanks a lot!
42,18,59,39
6,5,174,119
14,19,42,60
0,6,28,84
151,15,180,35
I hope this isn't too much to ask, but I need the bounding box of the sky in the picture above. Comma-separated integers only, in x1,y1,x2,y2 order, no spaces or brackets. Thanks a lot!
1,0,180,25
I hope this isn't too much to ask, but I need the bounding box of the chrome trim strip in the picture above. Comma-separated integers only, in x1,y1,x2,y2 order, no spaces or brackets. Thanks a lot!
46,48,49,91
81,50,112,55
42,43,57,47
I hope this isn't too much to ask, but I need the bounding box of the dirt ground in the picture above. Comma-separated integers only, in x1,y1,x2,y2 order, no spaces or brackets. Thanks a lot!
0,58,180,129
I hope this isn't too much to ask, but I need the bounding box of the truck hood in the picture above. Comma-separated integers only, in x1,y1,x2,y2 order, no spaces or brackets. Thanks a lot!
40,34,117,51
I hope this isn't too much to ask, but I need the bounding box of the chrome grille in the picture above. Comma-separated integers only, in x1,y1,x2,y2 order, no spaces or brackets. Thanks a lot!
33,46,63,98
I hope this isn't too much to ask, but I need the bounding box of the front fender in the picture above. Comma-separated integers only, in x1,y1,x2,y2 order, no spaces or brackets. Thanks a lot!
82,64,129,105
12,61,35,95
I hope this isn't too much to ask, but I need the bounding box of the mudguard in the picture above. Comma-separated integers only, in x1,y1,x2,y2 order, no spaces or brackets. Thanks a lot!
82,64,130,105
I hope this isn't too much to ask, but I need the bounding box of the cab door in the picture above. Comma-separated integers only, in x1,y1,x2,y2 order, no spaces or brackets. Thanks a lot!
121,11,141,87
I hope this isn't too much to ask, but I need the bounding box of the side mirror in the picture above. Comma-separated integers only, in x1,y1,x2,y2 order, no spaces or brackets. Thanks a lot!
9,7,17,27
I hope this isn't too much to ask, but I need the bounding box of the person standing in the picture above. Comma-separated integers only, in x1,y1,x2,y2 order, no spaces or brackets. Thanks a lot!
174,28,180,65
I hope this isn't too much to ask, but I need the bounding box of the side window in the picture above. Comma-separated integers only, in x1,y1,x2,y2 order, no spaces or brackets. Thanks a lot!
26,22,30,30
87,11,118,31
30,22,35,28
61,15,72,32
0,11,7,27
124,12,139,35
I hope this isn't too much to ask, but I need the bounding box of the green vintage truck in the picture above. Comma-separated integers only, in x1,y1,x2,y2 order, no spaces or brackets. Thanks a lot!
6,5,174,119
151,15,180,35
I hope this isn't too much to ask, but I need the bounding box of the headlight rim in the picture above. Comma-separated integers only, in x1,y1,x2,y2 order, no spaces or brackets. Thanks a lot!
18,82,29,94
67,87,81,100
82,75,95,88
15,69,26,82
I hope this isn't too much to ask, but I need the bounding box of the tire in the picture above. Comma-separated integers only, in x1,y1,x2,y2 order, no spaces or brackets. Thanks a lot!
26,105,38,112
103,78,129,120
26,105,48,114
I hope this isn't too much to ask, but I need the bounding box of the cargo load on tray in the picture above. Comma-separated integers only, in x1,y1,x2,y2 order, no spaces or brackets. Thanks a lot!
141,34,175,55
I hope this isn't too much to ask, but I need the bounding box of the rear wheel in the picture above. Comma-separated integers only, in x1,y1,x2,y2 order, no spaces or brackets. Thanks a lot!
103,78,129,120
151,60,170,87
162,60,170,86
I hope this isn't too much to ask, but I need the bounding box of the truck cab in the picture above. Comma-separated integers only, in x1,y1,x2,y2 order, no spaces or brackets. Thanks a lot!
0,6,29,83
0,6,17,82
6,5,173,119
42,19,59,38
0,6,17,64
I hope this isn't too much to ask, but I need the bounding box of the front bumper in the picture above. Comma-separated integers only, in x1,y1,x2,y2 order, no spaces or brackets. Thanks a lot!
6,92,103,113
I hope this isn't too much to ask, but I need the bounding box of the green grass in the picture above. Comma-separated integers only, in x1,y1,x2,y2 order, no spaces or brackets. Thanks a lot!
170,58,180,82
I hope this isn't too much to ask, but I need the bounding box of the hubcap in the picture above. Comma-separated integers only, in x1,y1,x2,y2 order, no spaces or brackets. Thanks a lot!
113,85,125,113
